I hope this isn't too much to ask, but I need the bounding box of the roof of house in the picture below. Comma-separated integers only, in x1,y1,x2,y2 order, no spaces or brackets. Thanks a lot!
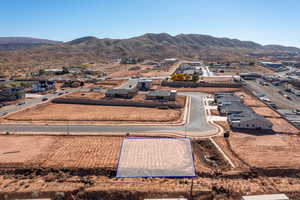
182,69,195,75
216,95,241,103
229,111,272,125
215,93,234,97
147,90,176,97
241,193,289,200
220,102,251,113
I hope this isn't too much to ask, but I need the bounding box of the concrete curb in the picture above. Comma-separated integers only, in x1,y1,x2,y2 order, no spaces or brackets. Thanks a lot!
0,96,191,127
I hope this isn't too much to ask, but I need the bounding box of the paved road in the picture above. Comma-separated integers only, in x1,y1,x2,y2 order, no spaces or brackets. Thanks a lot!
245,79,300,110
0,88,83,117
0,92,217,137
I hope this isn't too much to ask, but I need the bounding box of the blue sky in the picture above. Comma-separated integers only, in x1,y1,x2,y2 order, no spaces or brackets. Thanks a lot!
1,0,300,47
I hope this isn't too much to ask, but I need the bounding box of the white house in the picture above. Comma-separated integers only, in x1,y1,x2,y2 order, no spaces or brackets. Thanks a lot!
228,112,273,130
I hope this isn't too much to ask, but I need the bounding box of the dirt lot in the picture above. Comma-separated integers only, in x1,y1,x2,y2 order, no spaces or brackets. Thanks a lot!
4,103,183,124
228,131,300,168
1,135,300,199
235,91,265,107
84,80,125,89
0,135,122,169
64,92,186,108
267,117,300,134
0,136,55,167
212,65,274,76
43,136,122,169
251,106,281,118
108,62,178,78
213,114,300,169
202,77,235,83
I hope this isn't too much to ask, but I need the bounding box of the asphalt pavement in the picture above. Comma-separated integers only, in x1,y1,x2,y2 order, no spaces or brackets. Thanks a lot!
0,92,217,137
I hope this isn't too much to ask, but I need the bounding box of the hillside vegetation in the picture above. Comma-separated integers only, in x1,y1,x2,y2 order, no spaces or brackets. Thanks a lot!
0,33,299,75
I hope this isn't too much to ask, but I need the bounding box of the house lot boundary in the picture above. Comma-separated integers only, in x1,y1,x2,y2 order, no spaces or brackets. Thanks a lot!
116,137,196,178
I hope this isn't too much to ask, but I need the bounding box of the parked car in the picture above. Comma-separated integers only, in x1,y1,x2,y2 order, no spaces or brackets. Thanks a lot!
42,97,48,101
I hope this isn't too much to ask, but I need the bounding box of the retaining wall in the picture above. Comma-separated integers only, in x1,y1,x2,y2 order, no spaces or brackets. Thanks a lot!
161,81,242,88
52,98,182,109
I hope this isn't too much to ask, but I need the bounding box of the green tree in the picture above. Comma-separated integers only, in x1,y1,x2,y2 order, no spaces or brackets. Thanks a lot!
192,73,200,82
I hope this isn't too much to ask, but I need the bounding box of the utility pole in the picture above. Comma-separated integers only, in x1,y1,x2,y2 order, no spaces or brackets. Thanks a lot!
189,178,194,199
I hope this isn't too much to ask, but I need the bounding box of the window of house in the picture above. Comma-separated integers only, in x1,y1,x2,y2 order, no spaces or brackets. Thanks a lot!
246,124,249,127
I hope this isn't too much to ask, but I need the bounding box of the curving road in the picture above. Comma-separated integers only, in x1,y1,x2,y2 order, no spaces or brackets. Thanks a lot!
0,92,217,137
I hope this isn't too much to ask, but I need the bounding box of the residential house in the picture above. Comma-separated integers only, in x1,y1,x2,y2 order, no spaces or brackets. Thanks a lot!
216,95,242,106
137,79,153,91
219,102,252,116
228,112,273,130
214,93,234,99
146,90,177,101
105,89,137,99
0,88,25,102
32,80,56,92
44,68,65,75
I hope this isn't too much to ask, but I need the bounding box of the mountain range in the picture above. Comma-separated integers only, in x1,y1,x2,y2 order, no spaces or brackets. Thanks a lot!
0,37,61,50
0,33,299,74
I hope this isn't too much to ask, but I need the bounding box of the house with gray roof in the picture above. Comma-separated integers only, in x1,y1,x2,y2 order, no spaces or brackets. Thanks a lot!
216,95,242,106
219,102,252,116
105,89,137,99
0,88,25,102
146,90,177,101
228,112,273,130
137,79,153,91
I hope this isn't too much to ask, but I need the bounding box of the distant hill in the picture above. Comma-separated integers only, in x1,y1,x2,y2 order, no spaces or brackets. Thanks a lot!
0,37,61,50
0,33,299,74
64,33,300,59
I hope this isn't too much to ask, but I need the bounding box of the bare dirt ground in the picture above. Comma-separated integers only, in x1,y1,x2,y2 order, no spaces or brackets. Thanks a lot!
108,62,178,78
267,117,300,134
0,135,55,168
210,109,220,116
4,103,183,124
43,136,122,169
235,91,266,107
1,135,300,199
251,106,281,118
228,131,300,168
84,80,125,89
212,65,274,76
202,77,235,83
213,113,300,169
64,92,186,108
0,135,122,169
